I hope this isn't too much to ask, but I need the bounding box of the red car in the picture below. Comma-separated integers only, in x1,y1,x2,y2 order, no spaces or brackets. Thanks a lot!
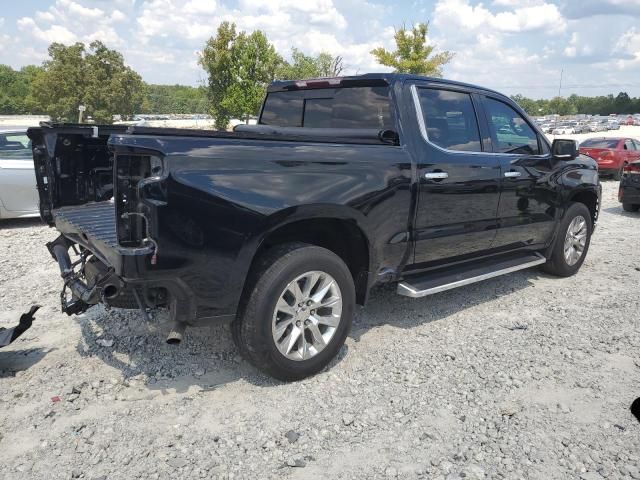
579,137,640,180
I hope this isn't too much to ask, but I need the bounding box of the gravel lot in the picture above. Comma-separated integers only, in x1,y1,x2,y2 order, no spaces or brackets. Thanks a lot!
1,180,639,480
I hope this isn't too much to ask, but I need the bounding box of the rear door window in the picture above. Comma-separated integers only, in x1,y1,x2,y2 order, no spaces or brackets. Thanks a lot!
415,88,482,152
483,97,540,155
261,86,392,129
0,133,31,160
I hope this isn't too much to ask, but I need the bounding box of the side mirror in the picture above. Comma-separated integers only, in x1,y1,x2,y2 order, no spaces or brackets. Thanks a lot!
552,139,578,160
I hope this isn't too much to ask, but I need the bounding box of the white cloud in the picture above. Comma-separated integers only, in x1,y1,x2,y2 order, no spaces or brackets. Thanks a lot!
0,18,8,53
492,0,546,6
18,17,78,44
16,0,125,49
58,0,103,20
563,32,594,58
434,0,566,35
184,0,218,14
431,0,565,96
111,10,127,22
131,0,392,82
35,11,56,22
492,4,565,34
613,28,640,69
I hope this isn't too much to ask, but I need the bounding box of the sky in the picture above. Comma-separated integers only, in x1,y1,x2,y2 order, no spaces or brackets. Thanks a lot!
0,0,639,98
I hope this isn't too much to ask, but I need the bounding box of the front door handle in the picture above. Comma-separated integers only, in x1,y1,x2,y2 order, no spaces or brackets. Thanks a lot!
504,171,522,178
424,172,449,180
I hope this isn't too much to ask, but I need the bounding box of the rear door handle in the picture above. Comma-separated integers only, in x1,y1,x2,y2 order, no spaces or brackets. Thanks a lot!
424,172,449,179
504,171,522,178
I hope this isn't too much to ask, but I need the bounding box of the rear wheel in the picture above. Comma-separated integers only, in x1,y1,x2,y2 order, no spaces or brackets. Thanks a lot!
232,242,355,381
623,203,640,212
543,202,592,277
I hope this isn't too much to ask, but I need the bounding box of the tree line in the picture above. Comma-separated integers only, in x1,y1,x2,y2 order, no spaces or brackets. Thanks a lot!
511,93,640,118
4,21,636,127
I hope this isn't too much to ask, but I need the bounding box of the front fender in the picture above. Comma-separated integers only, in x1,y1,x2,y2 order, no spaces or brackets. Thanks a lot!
560,153,599,189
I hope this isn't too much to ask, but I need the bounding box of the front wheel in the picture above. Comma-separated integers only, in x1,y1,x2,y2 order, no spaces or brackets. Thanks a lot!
542,202,592,277
232,242,355,381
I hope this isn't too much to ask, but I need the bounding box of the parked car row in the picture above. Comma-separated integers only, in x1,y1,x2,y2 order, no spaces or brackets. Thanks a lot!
539,119,621,134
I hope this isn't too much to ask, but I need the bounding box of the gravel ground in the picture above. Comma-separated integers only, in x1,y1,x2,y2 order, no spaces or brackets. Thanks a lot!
1,180,639,480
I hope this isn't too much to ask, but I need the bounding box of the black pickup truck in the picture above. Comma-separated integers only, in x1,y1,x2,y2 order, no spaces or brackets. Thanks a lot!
27,74,601,380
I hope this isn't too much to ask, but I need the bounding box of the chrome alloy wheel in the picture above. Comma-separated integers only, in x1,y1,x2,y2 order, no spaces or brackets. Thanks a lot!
563,215,588,266
271,271,343,361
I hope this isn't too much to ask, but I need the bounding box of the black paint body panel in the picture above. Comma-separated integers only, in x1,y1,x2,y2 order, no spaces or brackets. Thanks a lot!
107,134,413,318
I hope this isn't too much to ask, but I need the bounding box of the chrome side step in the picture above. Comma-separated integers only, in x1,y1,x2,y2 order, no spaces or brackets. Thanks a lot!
397,252,546,298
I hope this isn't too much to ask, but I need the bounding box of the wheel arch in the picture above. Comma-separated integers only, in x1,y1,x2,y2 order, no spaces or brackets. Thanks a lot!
243,213,373,306
568,189,599,227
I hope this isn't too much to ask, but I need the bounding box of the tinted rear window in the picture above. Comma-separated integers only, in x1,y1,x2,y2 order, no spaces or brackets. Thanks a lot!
416,88,482,152
580,139,619,148
260,87,393,129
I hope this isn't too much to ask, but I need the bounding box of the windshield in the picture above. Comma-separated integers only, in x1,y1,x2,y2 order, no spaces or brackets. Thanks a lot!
260,86,393,129
580,139,619,148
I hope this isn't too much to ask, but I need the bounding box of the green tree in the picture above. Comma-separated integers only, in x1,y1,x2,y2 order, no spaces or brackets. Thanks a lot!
199,22,237,129
30,41,145,123
316,53,344,77
200,22,282,128
511,94,540,116
277,48,321,80
546,96,576,116
276,48,344,80
0,64,45,114
145,84,209,114
614,92,632,114
227,30,282,123
371,23,453,76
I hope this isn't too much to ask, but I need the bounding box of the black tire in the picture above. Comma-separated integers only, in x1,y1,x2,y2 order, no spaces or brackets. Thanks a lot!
612,167,622,181
542,202,592,277
623,203,640,213
232,242,355,381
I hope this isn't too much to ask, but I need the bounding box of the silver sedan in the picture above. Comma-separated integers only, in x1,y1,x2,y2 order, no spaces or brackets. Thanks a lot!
0,129,39,220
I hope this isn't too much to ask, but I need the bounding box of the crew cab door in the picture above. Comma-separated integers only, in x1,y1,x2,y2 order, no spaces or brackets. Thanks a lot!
410,84,501,264
478,95,558,249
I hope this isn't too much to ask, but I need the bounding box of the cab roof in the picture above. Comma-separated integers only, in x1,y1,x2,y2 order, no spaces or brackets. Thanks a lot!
267,73,506,98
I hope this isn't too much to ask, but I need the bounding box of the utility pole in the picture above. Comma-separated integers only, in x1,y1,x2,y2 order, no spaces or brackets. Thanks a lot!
558,68,563,98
